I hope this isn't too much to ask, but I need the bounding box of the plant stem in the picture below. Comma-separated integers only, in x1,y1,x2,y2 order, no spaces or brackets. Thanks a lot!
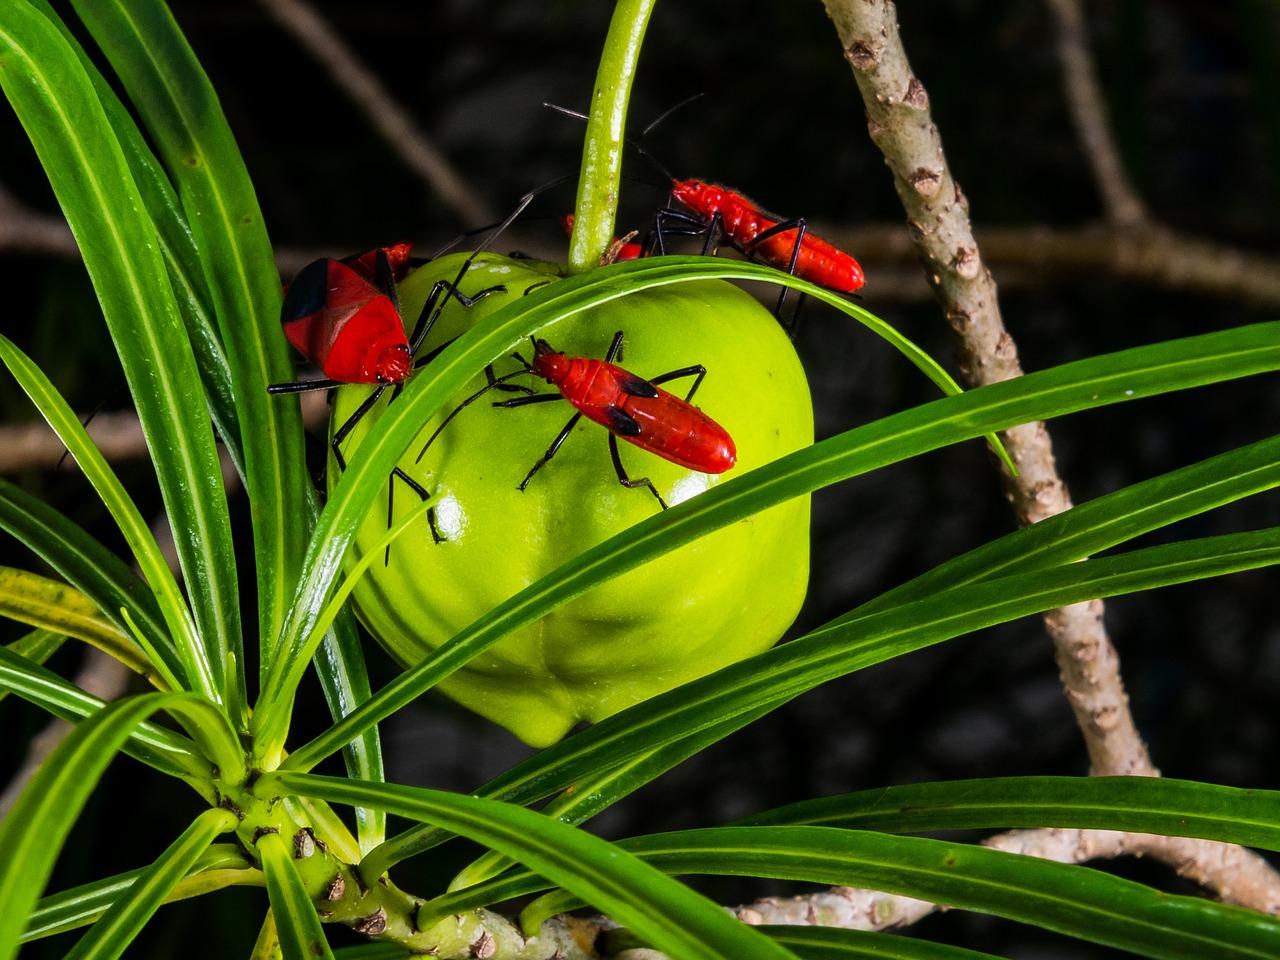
566,0,655,274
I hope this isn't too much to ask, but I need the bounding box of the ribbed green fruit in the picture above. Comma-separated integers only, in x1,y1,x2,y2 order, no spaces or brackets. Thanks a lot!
331,253,812,746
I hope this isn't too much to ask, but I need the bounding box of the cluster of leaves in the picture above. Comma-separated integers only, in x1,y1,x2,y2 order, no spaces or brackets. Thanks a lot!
2,2,1280,959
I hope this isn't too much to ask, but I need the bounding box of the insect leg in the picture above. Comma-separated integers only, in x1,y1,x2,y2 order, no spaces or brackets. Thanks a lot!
405,184,560,354
743,216,810,333
607,433,668,509
647,206,717,257
647,364,708,402
515,410,582,492
330,384,387,472
413,366,535,464
383,467,443,562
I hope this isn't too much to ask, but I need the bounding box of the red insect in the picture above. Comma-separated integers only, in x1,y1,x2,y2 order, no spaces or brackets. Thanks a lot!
277,244,415,387
416,331,735,509
662,180,865,294
268,242,505,545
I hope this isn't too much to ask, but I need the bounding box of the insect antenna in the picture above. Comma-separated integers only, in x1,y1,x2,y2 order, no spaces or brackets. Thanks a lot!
412,362,532,465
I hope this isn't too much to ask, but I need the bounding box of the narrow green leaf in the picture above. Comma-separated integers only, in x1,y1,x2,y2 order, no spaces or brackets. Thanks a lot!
595,828,1280,960
0,9,234,707
4,628,64,665
280,317,1280,776
259,831,335,960
0,692,212,960
375,528,1280,879
62,808,237,960
395,416,1278,879
0,334,207,696
0,476,179,685
314,610,386,856
268,773,800,960
0,566,161,684
845,432,1280,623
0,636,211,790
733,777,1280,850
21,0,244,477
439,706,774,893
764,927,1003,960
25,845,254,942
67,0,309,691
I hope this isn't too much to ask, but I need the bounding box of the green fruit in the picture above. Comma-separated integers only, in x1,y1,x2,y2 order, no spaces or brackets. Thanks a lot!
331,253,812,746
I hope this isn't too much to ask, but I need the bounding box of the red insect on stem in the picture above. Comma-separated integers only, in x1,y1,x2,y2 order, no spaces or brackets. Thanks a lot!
416,331,736,510
663,180,865,294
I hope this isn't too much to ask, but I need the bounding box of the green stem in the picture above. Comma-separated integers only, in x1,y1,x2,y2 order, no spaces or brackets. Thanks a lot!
566,0,656,274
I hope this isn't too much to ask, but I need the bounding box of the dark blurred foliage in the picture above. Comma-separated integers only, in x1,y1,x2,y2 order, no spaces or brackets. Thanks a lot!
2,1,1279,957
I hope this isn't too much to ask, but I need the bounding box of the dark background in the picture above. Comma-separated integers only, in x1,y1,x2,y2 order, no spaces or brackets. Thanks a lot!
2,1,1278,956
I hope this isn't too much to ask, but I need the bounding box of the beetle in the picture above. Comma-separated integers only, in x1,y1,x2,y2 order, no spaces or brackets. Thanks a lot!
268,243,509,548
416,330,735,510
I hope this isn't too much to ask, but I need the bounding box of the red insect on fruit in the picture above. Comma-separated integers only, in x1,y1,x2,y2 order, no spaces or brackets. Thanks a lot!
417,330,735,509
543,99,864,303
277,245,415,387
268,243,507,546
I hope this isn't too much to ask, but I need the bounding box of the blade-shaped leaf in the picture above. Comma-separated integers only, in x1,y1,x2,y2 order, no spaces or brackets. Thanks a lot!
367,527,1280,873
22,0,244,479
733,776,1280,850
259,832,335,960
519,827,1280,960
25,844,255,942
764,927,1004,960
0,333,207,695
314,606,385,855
0,629,210,790
282,316,1280,776
0,566,159,683
422,433,1280,884
62,808,237,960
0,6,236,709
427,778,1280,924
66,0,309,690
0,692,213,960
269,772,800,960
0,476,179,685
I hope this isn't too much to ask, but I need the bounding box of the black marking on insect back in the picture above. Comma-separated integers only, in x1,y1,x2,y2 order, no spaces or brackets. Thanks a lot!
604,405,642,437
617,371,659,398
280,258,329,322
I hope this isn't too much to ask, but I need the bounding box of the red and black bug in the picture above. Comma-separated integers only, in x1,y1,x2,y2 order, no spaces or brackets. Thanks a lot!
416,331,735,510
654,180,865,294
276,243,416,389
267,243,504,540
544,101,864,328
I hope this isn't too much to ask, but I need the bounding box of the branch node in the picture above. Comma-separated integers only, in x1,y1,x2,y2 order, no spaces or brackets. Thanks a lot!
908,166,943,198
845,40,880,71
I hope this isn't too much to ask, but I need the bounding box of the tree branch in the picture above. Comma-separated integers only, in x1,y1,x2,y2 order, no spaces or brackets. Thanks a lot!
817,0,1280,919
